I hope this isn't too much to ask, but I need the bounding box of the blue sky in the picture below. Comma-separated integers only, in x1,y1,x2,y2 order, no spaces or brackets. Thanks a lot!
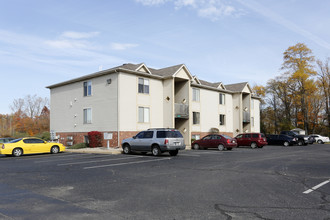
1,0,329,114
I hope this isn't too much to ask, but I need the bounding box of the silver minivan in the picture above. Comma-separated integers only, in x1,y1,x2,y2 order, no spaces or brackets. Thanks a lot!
122,128,186,156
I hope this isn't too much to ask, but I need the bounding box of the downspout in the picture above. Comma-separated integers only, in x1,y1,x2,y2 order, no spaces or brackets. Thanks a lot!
115,69,120,147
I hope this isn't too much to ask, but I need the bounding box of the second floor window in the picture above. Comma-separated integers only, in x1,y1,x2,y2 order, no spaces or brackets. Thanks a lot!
83,108,92,124
138,78,149,94
83,81,92,96
192,88,200,102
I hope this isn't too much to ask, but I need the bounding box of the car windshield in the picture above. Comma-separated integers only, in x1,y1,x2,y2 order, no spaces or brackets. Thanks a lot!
221,134,232,139
9,138,22,143
157,131,183,138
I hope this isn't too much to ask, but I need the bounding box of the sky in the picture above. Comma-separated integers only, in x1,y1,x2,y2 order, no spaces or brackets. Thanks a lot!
0,0,330,114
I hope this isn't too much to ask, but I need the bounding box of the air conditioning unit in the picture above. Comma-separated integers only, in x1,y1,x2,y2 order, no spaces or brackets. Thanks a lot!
67,136,73,141
66,142,73,146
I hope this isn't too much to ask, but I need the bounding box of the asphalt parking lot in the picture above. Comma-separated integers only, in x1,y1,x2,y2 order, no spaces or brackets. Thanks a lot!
0,144,329,220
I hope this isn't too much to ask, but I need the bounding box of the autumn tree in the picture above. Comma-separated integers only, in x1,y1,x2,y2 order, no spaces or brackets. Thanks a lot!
316,58,330,136
281,43,316,133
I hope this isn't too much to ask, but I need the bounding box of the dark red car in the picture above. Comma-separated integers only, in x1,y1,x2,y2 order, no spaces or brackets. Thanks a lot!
235,133,267,148
192,134,237,151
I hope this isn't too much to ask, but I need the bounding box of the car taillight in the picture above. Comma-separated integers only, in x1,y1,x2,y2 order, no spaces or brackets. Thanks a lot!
164,139,169,145
227,139,230,144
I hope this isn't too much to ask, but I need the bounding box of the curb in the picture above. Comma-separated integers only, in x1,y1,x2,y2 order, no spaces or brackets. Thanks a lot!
65,148,123,155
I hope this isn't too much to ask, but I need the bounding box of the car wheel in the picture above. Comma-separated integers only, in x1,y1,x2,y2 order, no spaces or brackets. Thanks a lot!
250,142,257,149
169,150,179,156
283,141,289,147
51,146,59,154
218,144,224,151
12,148,23,157
297,140,303,146
152,145,161,156
193,144,200,150
122,144,131,154
317,140,323,144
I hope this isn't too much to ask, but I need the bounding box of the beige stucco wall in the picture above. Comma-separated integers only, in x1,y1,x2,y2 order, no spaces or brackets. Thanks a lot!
250,98,260,132
118,72,164,131
50,73,118,133
191,87,234,134
163,78,174,128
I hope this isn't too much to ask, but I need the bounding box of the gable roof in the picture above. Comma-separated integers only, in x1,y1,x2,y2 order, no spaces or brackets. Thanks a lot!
225,82,250,92
150,64,183,77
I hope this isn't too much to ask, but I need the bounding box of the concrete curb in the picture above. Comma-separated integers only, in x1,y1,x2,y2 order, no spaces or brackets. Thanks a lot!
65,147,122,155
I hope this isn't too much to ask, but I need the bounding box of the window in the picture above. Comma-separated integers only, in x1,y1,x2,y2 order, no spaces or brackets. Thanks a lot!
192,88,200,102
219,93,225,105
83,81,92,96
157,131,183,138
219,114,225,125
83,108,92,124
138,78,149,94
138,107,150,123
192,134,200,140
193,112,200,124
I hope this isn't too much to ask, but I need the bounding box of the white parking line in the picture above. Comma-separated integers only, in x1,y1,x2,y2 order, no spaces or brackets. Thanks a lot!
84,157,171,169
58,155,143,166
303,179,330,194
36,154,114,163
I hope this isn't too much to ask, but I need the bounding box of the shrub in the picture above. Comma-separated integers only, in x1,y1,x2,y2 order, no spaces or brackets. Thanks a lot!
70,143,88,149
88,131,103,148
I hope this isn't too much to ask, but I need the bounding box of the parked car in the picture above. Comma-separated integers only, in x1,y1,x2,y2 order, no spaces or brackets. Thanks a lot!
0,138,15,143
192,134,237,151
121,128,185,156
266,134,297,146
309,134,330,144
235,133,267,148
280,131,309,146
0,137,65,157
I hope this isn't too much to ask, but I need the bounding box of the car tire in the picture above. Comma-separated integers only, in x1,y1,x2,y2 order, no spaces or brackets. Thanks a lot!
12,148,23,157
250,142,257,149
51,146,59,154
169,150,179,156
152,145,161,156
297,140,303,146
218,144,224,151
226,147,232,151
283,141,289,147
193,144,200,150
317,140,323,144
122,144,131,154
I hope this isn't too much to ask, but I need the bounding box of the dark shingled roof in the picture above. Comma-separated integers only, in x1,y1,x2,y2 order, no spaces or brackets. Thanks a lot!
199,80,222,88
149,64,184,77
225,82,248,92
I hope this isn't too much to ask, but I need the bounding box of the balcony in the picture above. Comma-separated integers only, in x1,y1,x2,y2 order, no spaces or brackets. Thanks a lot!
175,103,189,119
243,111,250,123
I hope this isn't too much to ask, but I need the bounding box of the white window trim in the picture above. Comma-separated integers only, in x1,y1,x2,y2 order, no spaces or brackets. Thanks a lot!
138,78,150,94
138,106,150,123
192,88,200,102
83,81,92,97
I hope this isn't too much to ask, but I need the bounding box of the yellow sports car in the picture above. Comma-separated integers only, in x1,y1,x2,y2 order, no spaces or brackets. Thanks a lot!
0,137,65,157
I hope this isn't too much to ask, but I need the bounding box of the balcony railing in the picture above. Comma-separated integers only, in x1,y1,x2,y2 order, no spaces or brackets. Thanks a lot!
175,103,189,119
243,111,250,123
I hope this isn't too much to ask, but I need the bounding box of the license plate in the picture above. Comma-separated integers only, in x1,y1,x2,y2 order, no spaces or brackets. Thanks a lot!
174,142,180,146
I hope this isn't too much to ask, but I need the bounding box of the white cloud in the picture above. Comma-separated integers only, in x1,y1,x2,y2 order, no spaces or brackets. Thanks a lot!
61,31,100,39
110,43,139,50
135,0,169,6
136,0,241,20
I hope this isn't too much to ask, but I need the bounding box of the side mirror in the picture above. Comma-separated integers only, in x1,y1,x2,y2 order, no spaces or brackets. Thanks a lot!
133,136,136,139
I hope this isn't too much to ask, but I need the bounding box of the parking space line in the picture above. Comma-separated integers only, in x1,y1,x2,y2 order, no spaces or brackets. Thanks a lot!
58,155,144,166
84,157,171,169
35,154,114,163
303,179,330,194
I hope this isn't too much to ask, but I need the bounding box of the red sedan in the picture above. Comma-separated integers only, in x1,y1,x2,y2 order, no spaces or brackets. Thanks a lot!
192,134,237,151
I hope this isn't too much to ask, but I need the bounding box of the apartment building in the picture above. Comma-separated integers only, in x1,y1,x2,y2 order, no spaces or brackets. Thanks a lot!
47,63,260,147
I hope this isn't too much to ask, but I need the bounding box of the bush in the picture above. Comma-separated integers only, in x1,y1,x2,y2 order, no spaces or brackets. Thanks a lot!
36,131,50,141
88,131,103,148
70,143,88,149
